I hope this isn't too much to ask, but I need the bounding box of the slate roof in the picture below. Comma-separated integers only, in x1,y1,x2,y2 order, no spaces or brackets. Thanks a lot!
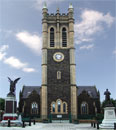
21,86,99,99
22,86,41,98
78,86,99,98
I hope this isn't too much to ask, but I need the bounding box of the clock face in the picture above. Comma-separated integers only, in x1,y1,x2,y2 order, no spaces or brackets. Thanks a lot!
53,52,64,62
55,54,62,60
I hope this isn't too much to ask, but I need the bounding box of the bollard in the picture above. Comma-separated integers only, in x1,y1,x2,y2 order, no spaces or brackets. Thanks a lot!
29,120,31,126
22,121,25,128
8,119,10,127
114,123,116,130
91,122,93,127
33,120,35,125
94,122,96,128
97,122,99,129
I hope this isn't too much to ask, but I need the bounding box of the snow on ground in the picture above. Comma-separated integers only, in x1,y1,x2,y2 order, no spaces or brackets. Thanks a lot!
0,123,98,130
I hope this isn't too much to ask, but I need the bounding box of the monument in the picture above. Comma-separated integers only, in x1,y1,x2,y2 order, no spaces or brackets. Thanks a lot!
0,77,22,126
99,89,116,129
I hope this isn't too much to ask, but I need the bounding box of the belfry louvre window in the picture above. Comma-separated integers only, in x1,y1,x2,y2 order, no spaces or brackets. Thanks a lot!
62,27,67,47
50,28,55,47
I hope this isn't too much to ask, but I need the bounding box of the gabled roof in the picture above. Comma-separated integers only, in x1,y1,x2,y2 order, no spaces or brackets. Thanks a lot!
21,85,99,99
22,86,41,98
78,86,99,98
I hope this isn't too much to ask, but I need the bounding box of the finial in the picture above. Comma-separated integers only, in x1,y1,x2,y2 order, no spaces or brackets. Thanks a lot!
69,3,73,9
43,2,47,9
57,7,59,13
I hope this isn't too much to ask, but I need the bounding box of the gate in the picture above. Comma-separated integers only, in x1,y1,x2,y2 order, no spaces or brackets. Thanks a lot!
48,113,72,123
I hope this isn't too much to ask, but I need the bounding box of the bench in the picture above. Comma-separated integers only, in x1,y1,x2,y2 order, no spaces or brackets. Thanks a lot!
79,119,97,123
22,117,31,122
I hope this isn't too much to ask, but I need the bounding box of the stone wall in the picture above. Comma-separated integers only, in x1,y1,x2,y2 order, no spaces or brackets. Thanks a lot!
47,49,71,115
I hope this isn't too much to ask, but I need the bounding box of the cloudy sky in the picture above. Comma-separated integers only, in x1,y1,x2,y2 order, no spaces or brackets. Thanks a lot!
0,0,115,102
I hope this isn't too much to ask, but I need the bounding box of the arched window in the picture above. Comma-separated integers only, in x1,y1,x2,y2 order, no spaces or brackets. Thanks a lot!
81,102,88,114
50,27,54,47
52,103,55,112
51,100,68,114
57,71,61,79
57,100,61,112
62,27,67,47
63,103,66,113
31,102,38,114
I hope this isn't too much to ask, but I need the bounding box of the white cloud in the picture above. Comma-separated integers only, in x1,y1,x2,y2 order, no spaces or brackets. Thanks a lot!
0,45,9,52
4,56,36,72
76,38,93,45
75,9,115,44
4,56,27,69
113,50,116,55
23,67,36,73
16,31,42,55
34,0,65,10
0,45,9,61
0,45,36,73
80,44,94,50
0,53,6,61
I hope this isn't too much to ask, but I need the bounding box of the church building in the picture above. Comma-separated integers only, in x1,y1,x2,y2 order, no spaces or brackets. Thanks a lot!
19,4,100,120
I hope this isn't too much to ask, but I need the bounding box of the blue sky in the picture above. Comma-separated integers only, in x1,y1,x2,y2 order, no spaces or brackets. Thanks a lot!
0,0,115,103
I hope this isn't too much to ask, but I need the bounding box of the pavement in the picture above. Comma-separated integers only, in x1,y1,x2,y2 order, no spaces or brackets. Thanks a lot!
0,123,98,130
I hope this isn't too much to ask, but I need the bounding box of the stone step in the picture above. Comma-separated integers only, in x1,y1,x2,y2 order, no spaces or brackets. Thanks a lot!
52,120,69,123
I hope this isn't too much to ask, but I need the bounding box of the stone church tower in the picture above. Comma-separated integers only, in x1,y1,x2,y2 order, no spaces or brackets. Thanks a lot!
41,3,77,120
19,3,101,120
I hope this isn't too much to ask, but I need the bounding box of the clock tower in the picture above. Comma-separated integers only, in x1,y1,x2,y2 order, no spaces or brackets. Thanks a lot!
41,3,77,120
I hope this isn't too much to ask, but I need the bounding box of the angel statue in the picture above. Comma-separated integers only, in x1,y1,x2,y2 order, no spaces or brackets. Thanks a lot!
8,77,21,93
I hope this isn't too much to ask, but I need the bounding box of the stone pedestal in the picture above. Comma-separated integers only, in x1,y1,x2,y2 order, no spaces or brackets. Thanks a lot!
3,93,17,120
0,93,22,126
99,107,116,129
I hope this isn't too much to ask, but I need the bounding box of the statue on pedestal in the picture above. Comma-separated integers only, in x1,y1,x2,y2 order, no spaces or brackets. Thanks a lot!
8,77,20,95
104,89,113,107
104,89,111,101
0,77,22,126
99,88,116,129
